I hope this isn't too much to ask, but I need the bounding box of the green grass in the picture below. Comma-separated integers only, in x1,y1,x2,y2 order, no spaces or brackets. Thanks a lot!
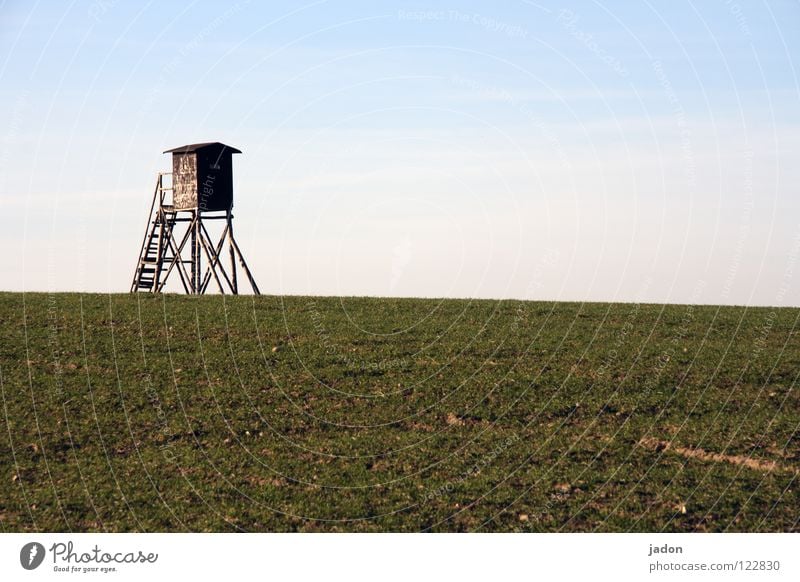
0,292,797,532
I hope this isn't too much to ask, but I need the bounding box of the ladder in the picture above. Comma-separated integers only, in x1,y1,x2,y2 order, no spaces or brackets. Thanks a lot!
130,174,177,292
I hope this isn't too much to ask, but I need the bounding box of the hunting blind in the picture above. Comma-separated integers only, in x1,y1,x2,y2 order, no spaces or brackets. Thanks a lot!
130,142,260,295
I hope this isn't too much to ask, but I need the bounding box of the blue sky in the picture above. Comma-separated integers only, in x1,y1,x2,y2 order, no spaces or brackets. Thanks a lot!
1,0,799,305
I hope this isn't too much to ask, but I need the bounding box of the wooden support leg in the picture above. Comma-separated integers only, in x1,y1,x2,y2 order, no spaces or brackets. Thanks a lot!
230,235,261,295
228,212,238,295
198,222,234,294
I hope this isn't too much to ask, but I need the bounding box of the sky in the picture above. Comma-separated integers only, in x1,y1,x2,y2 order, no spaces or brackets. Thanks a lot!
1,0,799,305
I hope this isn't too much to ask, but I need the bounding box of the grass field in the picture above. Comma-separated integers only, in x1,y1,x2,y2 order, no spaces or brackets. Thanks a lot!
0,292,797,532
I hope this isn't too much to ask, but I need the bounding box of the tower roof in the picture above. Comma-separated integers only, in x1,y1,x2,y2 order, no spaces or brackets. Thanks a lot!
163,142,242,154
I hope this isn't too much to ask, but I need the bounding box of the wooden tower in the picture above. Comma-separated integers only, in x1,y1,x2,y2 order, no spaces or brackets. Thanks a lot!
130,142,260,295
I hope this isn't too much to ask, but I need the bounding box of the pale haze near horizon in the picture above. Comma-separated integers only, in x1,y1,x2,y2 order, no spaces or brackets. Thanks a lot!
1,1,799,307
